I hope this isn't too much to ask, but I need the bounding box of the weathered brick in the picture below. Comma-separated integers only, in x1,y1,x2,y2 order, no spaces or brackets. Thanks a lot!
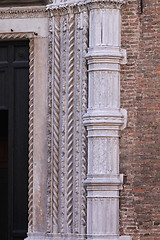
120,0,160,239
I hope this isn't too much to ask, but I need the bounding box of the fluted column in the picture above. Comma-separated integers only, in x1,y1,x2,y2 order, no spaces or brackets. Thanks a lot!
83,2,131,240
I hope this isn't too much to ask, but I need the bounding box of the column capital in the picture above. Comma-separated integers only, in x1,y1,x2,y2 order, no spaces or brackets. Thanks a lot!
47,0,126,11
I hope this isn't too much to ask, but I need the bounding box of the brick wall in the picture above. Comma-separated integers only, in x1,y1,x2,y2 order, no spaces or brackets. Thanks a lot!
120,0,160,239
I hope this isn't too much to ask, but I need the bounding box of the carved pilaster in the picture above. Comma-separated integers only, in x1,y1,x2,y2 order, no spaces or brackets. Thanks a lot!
46,5,89,239
83,2,131,240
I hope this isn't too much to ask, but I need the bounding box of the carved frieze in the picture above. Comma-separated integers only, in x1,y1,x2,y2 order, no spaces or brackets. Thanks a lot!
0,6,47,19
0,0,47,7
47,0,126,11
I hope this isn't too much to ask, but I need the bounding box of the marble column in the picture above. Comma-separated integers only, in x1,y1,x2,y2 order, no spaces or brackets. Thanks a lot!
83,1,131,240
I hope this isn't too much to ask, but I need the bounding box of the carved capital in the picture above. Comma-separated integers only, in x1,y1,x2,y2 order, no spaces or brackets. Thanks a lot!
47,0,126,11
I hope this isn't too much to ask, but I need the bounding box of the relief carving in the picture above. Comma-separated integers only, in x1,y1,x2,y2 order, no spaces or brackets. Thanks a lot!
47,6,89,237
0,6,47,19
28,38,34,233
66,11,75,233
52,15,61,233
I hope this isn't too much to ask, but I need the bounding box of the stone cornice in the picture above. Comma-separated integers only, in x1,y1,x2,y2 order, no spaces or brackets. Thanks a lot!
47,0,126,11
0,32,36,40
0,0,125,17
0,6,47,19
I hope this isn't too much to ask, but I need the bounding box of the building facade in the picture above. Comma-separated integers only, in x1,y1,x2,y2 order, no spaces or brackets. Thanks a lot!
0,0,159,240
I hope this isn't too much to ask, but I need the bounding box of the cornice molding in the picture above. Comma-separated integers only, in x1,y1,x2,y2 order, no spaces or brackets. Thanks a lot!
86,47,126,66
0,6,47,18
83,109,127,131
47,0,126,11
0,32,36,40
84,173,123,190
0,0,125,16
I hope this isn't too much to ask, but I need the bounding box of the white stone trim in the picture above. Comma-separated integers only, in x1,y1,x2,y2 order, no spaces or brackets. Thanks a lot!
83,2,130,240
0,31,35,233
47,0,126,10
0,6,47,19
0,18,48,37
46,6,89,237
119,236,132,240
26,234,132,240
0,11,49,238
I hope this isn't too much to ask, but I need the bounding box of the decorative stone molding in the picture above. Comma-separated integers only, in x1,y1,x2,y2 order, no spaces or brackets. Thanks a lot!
28,37,35,233
0,15,49,240
47,0,126,9
52,15,61,234
0,32,35,40
0,31,35,233
0,6,47,19
46,6,88,238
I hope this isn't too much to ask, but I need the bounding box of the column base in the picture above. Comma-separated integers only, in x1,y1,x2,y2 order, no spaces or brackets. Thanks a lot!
25,232,46,240
86,235,132,240
25,233,86,240
119,236,132,240
25,233,131,240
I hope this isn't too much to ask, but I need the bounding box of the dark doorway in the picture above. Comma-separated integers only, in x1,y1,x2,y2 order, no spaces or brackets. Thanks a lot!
0,41,29,240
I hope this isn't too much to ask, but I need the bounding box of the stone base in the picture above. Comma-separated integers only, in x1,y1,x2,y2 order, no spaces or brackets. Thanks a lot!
25,233,86,240
86,235,132,240
25,233,132,240
119,236,132,240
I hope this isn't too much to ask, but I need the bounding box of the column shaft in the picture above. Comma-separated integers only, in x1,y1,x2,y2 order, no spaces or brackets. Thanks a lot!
84,4,127,240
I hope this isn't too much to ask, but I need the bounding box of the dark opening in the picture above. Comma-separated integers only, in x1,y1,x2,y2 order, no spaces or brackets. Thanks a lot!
0,40,29,240
0,109,8,240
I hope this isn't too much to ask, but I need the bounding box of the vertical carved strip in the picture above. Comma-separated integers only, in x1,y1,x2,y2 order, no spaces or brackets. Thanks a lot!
47,16,53,233
81,8,88,234
73,12,80,234
52,16,61,233
66,11,75,232
28,38,34,232
59,14,67,234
